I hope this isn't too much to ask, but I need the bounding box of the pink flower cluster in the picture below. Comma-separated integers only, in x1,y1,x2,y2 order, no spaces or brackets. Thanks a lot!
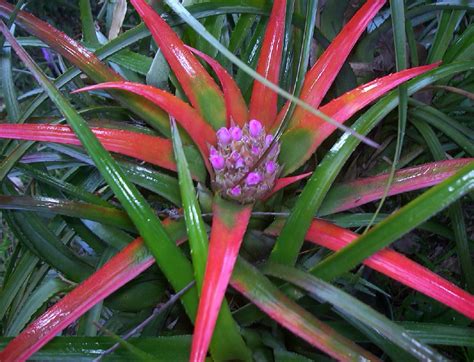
209,120,280,203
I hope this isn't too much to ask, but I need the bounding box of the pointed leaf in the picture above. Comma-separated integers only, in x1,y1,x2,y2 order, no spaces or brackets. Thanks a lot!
266,219,474,320
248,0,286,128
187,46,248,127
280,63,439,174
289,0,385,128
130,0,226,129
319,158,473,215
191,197,252,362
74,82,216,170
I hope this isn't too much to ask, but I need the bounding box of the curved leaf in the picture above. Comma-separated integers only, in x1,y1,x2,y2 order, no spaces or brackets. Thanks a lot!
191,197,252,362
266,218,474,320
311,161,474,284
248,0,286,128
187,46,248,127
130,0,226,130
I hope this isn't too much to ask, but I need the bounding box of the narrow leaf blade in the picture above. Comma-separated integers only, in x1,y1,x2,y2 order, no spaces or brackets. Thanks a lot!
248,0,287,128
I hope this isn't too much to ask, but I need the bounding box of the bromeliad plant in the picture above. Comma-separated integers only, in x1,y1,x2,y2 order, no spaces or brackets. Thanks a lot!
0,0,473,360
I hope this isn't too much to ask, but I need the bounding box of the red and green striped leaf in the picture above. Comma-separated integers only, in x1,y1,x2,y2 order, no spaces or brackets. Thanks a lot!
288,0,386,127
280,63,439,174
187,46,248,127
0,0,169,134
191,196,252,361
130,0,226,130
74,82,216,170
0,237,154,362
319,158,473,215
0,124,177,172
266,219,474,320
248,0,287,129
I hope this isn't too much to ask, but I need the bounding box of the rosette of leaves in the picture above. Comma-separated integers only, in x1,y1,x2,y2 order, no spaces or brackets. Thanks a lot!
0,0,473,361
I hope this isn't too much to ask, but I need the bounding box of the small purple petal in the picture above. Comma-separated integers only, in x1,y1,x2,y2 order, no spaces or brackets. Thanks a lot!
229,185,241,197
210,154,225,170
216,127,232,145
235,158,245,168
246,172,262,186
230,126,242,141
265,160,277,174
210,149,218,158
251,146,261,155
249,119,263,137
265,134,274,147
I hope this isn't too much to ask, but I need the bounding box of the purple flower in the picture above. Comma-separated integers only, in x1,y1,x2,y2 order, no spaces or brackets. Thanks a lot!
251,146,261,155
246,172,262,186
265,160,277,174
229,185,241,197
216,127,232,145
230,126,242,141
249,119,263,137
210,154,225,170
209,121,280,203
265,134,274,147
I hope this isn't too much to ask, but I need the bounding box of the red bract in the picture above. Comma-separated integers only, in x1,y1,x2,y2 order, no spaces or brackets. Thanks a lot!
1,0,470,360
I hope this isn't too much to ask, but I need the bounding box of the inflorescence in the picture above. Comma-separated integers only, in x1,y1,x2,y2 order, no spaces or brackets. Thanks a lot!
209,120,280,204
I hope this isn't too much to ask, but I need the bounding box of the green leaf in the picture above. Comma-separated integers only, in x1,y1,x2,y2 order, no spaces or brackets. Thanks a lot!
264,263,445,361
6,279,70,336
